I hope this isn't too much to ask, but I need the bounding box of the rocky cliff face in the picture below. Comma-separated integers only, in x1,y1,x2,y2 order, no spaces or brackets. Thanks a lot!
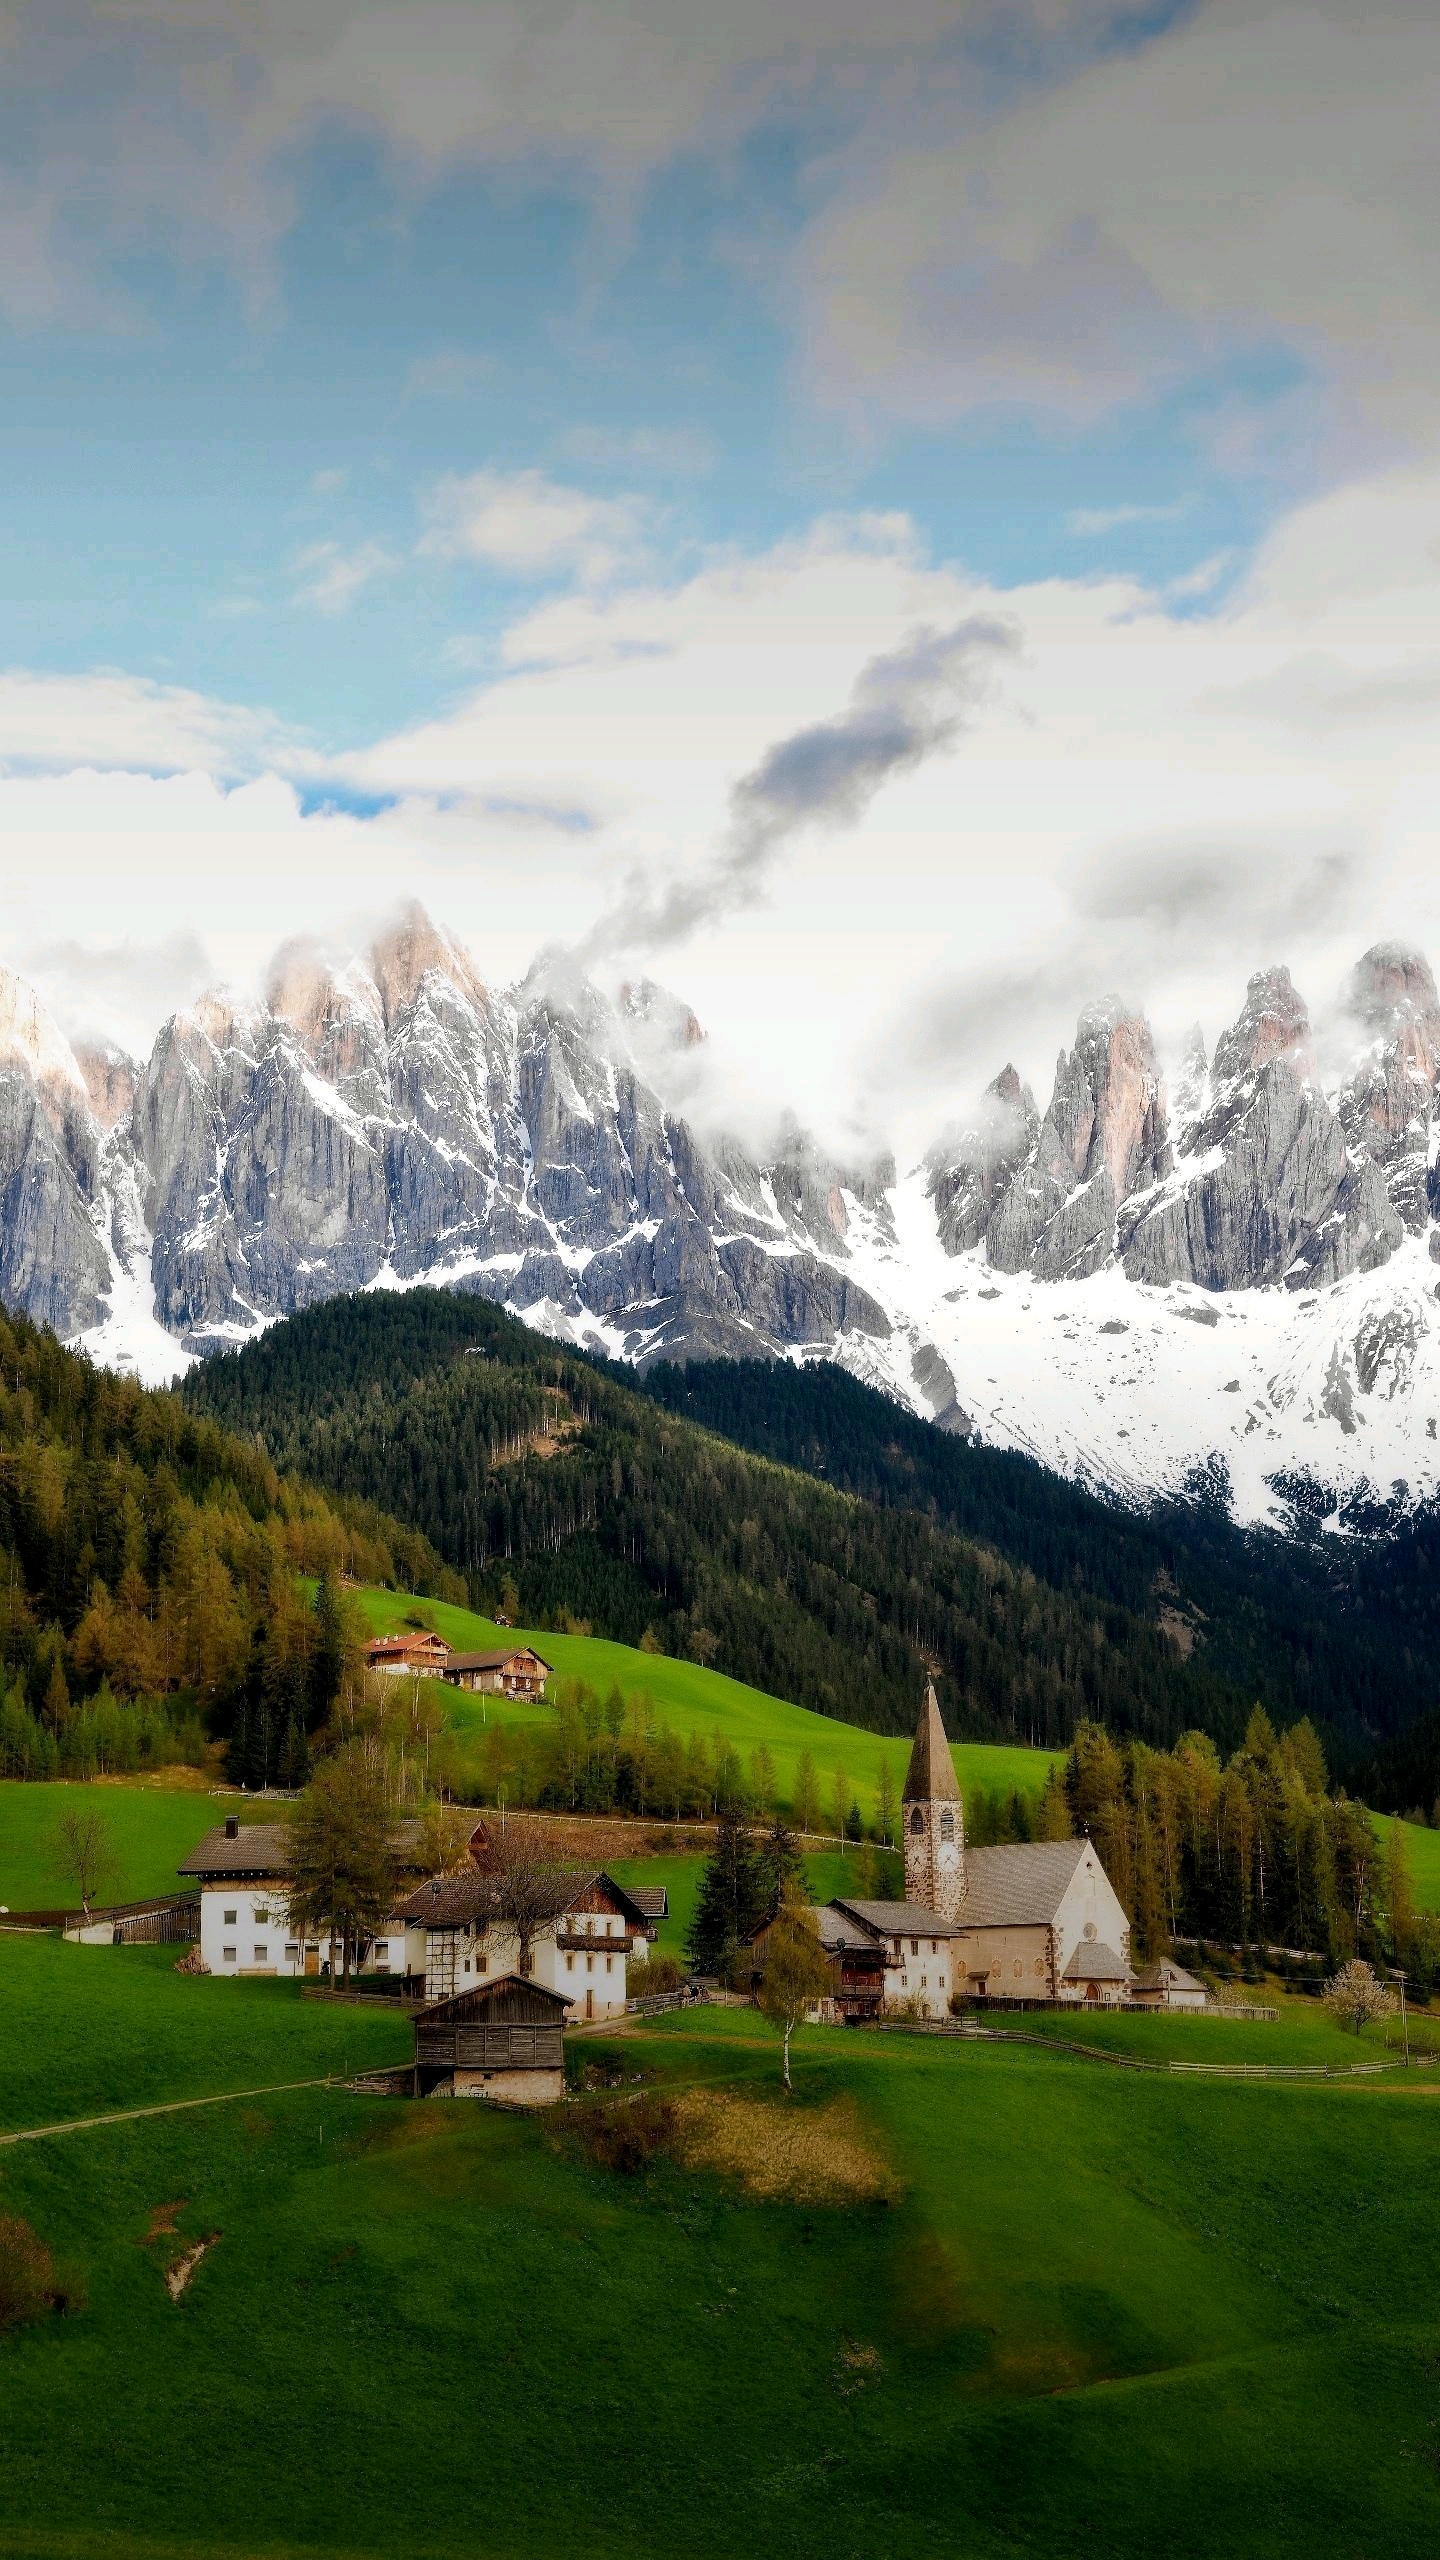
8,918,1440,1523
930,959,1418,1298
0,908,891,1369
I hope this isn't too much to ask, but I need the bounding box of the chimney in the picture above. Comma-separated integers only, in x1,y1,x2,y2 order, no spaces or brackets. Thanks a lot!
224,1815,239,1841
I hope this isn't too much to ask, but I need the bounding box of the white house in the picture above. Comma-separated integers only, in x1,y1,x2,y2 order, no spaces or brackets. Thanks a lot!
397,1865,653,2019
177,1815,429,1980
178,1814,652,2014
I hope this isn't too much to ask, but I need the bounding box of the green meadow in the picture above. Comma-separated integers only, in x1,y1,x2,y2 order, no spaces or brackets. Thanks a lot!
0,1786,276,1914
0,1935,1437,2560
353,1583,1059,1811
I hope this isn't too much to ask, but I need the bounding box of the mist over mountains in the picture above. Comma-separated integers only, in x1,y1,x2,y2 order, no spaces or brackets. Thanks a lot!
5,902,1440,1530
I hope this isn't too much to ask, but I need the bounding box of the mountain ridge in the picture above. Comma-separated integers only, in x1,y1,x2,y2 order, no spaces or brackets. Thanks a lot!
6,906,1440,1526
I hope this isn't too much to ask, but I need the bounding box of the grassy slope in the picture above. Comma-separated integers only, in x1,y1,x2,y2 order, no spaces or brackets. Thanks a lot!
355,1585,1058,1811
1372,1807,1440,1911
0,1786,276,1913
1,1948,1437,2560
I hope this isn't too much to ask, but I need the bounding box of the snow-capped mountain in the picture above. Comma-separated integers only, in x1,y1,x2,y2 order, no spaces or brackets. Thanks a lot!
5,907,1440,1529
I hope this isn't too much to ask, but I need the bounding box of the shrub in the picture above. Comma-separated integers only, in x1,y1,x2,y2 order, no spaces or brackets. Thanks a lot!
572,2093,677,2175
0,2215,82,2333
631,1952,682,1999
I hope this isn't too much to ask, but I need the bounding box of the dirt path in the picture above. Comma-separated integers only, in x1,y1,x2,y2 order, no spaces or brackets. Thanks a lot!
0,2076,337,2147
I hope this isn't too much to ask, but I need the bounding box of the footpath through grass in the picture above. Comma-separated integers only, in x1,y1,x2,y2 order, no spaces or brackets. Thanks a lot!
354,1583,1058,1811
1,1944,1438,2560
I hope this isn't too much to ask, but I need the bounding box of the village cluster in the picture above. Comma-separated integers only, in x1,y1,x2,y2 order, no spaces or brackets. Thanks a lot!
80,1677,1200,2104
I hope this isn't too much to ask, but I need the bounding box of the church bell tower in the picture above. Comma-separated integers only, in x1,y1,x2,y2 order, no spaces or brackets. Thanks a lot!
901,1682,964,1921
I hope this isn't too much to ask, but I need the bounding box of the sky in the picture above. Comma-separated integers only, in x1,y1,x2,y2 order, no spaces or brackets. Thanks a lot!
5,0,1440,1159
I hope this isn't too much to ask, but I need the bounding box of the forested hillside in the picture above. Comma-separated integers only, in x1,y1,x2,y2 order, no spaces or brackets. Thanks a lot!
184,1290,1265,1753
0,1307,458,1786
640,1357,1440,1797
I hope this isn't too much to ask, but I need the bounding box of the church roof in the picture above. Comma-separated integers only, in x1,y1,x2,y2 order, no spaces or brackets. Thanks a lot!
901,1683,961,1804
953,1839,1093,1929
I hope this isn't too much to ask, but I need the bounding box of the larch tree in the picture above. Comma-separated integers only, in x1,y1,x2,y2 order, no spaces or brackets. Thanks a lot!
756,1906,835,2091
287,1746,399,1986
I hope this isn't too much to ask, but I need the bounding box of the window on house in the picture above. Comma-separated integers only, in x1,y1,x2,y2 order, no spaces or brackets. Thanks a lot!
373,1943,389,1960
606,1957,613,1975
285,1942,299,1959
911,1938,919,1956
253,1946,267,1964
254,1907,269,1923
222,1947,236,1964
586,1955,593,1973
565,1954,574,1972
931,1939,938,1954
940,1809,954,1842
223,1909,237,1925
909,1807,924,1836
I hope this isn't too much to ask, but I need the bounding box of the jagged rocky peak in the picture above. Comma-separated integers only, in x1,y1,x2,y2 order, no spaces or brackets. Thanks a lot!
619,979,706,1051
367,901,488,1028
74,1040,138,1132
264,937,384,1076
984,998,1169,1282
1337,941,1440,1225
929,1065,1040,1256
1349,939,1440,1032
0,967,111,1336
0,966,93,1115
1170,1024,1208,1131
1211,965,1311,1088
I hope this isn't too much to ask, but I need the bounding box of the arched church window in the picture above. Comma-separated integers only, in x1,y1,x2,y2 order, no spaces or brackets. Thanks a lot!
940,1809,954,1842
909,1807,924,1836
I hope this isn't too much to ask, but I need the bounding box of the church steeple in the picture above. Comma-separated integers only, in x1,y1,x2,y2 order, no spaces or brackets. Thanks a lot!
901,1682,964,1920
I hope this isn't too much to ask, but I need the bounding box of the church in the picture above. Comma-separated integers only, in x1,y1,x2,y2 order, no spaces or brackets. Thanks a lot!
814,1688,1134,2018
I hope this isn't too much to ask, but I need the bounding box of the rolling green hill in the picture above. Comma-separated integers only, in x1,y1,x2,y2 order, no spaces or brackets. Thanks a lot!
353,1584,1058,1818
0,1939,1436,2559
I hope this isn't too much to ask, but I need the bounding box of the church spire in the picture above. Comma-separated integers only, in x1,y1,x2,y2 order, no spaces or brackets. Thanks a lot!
902,1682,965,1921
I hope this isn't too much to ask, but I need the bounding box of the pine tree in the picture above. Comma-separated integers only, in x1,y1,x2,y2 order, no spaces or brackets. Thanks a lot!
754,1814,806,1919
793,1750,820,1835
874,1755,897,1846
685,1817,766,1975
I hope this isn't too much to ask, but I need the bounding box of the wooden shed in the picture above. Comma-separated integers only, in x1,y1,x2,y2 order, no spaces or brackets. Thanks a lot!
414,1974,571,2107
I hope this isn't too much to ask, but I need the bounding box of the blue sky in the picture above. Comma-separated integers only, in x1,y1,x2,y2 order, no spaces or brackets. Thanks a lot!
3,2,1440,1141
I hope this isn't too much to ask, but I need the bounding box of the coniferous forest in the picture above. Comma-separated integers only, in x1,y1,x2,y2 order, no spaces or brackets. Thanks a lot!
183,1287,1440,1799
0,1307,459,1789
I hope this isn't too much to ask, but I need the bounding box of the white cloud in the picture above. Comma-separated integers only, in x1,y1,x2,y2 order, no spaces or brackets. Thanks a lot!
793,0,1440,453
420,468,648,584
1066,499,1193,536
0,669,288,776
291,537,395,613
13,456,1440,1159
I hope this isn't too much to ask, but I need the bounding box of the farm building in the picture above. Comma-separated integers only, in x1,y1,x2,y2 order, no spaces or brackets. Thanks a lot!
64,1892,200,1947
1131,1958,1208,2009
178,1814,430,1980
412,1977,571,2106
364,1631,452,1678
439,1645,550,1698
398,1862,653,2017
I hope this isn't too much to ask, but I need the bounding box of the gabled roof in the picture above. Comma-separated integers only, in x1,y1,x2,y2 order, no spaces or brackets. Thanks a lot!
399,1865,652,1932
1132,1959,1205,1993
1062,1940,1132,1983
954,1839,1092,1929
830,1897,959,1940
179,1816,428,1880
901,1683,961,1804
443,1648,551,1674
809,1906,888,1955
417,1973,572,2023
625,1885,669,1923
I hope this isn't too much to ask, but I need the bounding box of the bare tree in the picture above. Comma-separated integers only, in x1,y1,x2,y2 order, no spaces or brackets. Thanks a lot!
52,1805,117,1919
477,1819,578,1976
1323,1957,1397,2036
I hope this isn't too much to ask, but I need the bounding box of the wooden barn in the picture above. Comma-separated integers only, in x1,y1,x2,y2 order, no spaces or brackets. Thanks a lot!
439,1645,550,1699
414,1975,571,2107
365,1631,452,1678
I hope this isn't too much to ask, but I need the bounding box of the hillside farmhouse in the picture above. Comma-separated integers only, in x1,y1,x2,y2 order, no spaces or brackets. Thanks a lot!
178,1814,651,2016
768,1688,1145,2019
440,1645,550,1699
365,1631,452,1678
412,1977,571,2107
